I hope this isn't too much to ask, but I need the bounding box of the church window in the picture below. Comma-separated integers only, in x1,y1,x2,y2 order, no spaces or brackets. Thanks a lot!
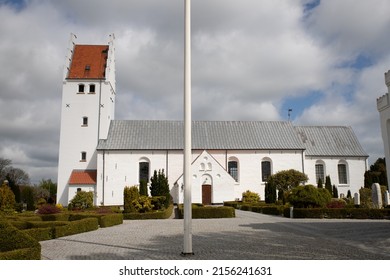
80,152,87,162
89,84,96,94
261,160,271,182
78,84,85,93
338,162,348,184
315,161,325,184
139,161,150,183
82,117,88,126
228,158,239,182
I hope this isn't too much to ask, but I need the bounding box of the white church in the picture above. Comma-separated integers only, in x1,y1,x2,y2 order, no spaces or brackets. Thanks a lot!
57,35,369,207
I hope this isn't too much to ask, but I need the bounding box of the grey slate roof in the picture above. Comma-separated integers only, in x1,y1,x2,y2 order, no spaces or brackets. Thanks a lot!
294,126,368,157
97,120,368,157
97,120,305,150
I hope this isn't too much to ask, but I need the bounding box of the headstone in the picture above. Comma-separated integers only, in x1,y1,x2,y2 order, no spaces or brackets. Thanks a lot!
371,183,383,209
384,191,390,207
353,192,360,206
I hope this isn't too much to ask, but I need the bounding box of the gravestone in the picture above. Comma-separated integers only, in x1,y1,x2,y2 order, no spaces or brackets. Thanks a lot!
384,191,389,207
371,183,383,209
353,192,360,206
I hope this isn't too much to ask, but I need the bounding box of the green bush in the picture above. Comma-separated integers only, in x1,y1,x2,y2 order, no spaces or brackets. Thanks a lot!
177,204,235,219
68,191,93,210
242,190,260,204
287,185,331,208
123,204,174,220
0,183,16,211
123,186,139,213
132,196,153,213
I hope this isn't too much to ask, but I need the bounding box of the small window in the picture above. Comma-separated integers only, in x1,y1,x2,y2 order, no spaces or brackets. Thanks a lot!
78,84,85,93
82,117,88,126
81,152,87,162
85,65,90,71
77,188,82,192
228,160,238,182
338,163,348,184
139,161,150,183
262,161,271,182
315,163,325,184
89,84,95,94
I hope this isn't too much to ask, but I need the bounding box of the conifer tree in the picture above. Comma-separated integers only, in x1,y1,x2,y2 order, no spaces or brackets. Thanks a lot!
317,177,323,188
325,175,333,196
332,185,338,198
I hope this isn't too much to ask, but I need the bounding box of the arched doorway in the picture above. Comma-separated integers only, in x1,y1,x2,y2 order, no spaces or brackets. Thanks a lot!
201,174,213,205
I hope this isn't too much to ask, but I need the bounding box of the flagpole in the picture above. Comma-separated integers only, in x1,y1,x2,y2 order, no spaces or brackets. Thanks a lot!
182,0,193,256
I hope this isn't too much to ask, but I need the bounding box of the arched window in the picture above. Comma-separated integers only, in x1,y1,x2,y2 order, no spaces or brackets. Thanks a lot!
228,157,239,182
338,161,348,184
315,160,325,184
261,158,272,182
139,158,150,183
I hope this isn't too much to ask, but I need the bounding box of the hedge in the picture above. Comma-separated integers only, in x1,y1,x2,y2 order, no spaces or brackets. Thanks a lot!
0,217,41,260
68,213,123,227
53,218,99,238
289,208,390,219
177,204,235,219
123,204,174,220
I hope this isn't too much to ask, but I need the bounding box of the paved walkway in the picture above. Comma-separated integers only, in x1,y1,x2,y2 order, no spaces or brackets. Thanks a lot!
40,210,390,260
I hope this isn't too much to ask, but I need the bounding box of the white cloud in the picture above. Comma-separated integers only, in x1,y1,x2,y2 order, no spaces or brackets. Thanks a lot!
0,0,389,183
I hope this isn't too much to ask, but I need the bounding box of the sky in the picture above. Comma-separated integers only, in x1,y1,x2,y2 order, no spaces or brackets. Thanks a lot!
0,0,390,185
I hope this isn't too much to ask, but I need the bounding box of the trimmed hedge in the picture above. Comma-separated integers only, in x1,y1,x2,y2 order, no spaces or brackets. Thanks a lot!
123,204,174,220
0,218,41,260
177,204,235,219
54,218,98,238
68,213,123,227
290,208,390,219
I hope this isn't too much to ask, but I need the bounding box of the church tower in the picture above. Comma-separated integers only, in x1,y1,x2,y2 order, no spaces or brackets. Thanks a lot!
57,34,116,206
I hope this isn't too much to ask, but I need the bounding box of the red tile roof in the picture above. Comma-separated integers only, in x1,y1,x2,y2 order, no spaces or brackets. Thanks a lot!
67,45,109,79
68,170,97,185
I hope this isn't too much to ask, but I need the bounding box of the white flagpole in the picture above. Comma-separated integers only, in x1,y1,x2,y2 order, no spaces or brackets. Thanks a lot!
183,0,193,255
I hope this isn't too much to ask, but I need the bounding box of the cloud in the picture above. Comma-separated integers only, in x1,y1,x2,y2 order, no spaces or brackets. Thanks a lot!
0,0,389,184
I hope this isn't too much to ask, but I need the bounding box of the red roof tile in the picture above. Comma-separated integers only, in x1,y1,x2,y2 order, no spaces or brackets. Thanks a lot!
68,170,97,185
67,45,108,79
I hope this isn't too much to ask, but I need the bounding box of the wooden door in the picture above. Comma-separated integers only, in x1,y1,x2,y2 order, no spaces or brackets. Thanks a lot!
202,185,212,205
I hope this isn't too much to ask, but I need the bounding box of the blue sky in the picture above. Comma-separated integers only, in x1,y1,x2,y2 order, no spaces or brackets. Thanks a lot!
0,0,389,183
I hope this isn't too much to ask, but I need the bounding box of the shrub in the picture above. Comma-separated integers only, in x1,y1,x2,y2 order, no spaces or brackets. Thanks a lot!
132,196,153,213
36,204,61,214
0,183,16,211
123,186,139,213
150,169,171,207
69,191,93,210
139,179,148,196
177,204,235,219
265,181,277,204
326,198,347,209
123,204,174,220
287,184,331,208
242,190,260,204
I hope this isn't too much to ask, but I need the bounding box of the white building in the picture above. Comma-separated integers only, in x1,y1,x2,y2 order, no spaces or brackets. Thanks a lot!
57,37,368,206
377,70,390,190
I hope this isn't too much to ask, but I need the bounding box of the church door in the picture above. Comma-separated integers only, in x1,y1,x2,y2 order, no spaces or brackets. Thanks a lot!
202,185,212,205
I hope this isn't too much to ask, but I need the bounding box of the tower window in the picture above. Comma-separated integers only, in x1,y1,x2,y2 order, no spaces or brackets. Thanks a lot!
78,84,85,93
82,117,88,126
80,152,87,162
89,84,96,94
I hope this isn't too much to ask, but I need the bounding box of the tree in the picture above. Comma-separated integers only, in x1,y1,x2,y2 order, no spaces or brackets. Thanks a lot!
37,179,57,201
325,176,333,196
149,169,170,207
268,169,308,193
332,185,338,198
317,177,323,188
0,181,16,211
139,179,148,196
364,158,387,187
265,180,277,204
